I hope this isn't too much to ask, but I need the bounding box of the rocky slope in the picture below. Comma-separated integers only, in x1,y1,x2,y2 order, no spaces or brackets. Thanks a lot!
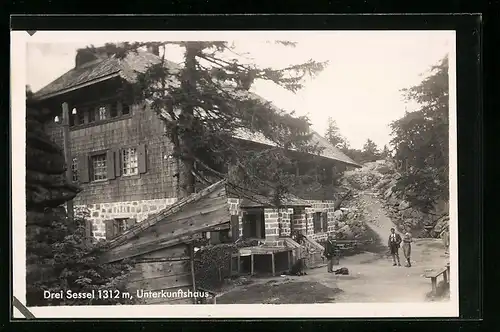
340,160,449,238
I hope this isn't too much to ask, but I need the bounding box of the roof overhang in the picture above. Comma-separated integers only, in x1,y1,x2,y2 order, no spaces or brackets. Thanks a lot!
33,72,121,102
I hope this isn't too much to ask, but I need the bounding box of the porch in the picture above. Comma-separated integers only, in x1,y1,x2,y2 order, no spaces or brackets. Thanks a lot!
230,246,294,277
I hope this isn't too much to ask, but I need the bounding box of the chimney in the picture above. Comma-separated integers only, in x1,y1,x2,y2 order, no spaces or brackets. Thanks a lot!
75,48,99,68
147,45,160,56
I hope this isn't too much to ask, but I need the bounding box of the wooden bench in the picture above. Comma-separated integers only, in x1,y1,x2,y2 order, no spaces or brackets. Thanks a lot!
196,287,218,304
424,266,449,296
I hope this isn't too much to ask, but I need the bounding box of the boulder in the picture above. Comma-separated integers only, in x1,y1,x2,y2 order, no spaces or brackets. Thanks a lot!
334,209,343,219
398,200,410,210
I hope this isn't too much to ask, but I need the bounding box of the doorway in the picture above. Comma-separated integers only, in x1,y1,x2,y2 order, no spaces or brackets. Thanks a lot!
242,209,265,239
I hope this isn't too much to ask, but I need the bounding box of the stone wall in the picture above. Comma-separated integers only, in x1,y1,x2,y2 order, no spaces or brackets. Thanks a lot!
306,200,337,242
211,198,341,247
227,198,243,237
77,197,178,240
264,208,279,245
278,208,293,237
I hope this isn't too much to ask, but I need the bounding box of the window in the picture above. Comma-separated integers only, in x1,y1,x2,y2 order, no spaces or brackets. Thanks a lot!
91,153,107,181
97,106,108,121
122,147,139,176
105,218,136,240
71,157,78,182
313,212,328,233
77,110,85,125
69,114,75,127
122,103,130,115
88,109,96,123
110,103,118,118
113,218,129,235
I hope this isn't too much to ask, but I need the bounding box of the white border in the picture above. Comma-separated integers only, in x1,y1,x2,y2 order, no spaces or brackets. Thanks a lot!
12,30,458,318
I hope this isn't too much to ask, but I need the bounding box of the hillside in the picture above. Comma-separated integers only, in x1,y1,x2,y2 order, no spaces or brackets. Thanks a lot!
340,159,449,239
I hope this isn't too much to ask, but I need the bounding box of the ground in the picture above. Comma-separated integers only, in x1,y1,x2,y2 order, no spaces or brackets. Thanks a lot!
216,190,450,304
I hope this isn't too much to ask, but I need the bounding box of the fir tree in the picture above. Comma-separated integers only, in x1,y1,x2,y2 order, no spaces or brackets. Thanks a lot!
390,56,449,211
91,41,328,204
325,117,347,148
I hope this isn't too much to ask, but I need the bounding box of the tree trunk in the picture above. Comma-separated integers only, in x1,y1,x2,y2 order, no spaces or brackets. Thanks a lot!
177,43,198,197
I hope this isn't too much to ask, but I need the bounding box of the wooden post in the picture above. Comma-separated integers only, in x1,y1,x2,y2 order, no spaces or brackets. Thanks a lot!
250,254,254,275
271,253,275,276
237,253,241,274
61,102,74,223
189,242,197,304
431,277,437,295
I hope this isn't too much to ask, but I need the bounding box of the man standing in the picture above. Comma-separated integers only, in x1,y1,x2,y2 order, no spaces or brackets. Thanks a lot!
324,234,337,273
388,228,402,266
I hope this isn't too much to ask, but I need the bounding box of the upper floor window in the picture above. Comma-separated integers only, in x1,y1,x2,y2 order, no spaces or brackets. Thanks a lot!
70,100,131,128
122,147,139,176
76,144,147,184
91,153,107,181
98,106,108,121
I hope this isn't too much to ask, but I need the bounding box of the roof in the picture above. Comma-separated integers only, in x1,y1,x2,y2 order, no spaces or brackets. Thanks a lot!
100,180,230,263
33,50,179,100
234,127,361,167
34,49,360,167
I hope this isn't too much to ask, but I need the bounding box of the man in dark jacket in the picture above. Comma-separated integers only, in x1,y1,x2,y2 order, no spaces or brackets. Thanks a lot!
388,228,402,266
324,234,337,273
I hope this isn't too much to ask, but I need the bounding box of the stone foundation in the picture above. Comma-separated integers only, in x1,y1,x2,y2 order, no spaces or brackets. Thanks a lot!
76,197,178,240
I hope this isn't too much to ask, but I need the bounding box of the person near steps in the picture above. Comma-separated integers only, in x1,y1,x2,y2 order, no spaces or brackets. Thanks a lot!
388,228,402,266
402,232,412,267
324,234,337,273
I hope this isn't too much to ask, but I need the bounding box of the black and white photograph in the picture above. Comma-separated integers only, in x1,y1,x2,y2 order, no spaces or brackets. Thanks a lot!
12,29,458,318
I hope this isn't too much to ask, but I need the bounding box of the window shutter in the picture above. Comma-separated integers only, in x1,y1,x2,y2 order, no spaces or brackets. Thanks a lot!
107,150,115,179
85,219,92,238
126,218,136,229
114,149,121,177
78,155,90,183
322,212,328,232
138,144,147,174
105,220,116,240
231,215,239,241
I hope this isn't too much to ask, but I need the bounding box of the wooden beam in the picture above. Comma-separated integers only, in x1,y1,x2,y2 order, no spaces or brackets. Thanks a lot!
61,103,74,221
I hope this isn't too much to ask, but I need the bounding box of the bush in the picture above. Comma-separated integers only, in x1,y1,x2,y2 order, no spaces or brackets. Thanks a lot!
26,207,138,306
194,239,259,290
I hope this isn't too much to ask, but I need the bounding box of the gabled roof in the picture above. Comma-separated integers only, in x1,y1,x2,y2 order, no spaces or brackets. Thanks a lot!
33,50,179,100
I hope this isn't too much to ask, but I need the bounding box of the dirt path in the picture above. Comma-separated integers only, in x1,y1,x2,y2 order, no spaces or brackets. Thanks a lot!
217,190,450,304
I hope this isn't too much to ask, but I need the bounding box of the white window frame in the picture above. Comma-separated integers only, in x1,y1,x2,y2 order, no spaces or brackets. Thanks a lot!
122,147,139,176
97,106,108,121
91,153,107,181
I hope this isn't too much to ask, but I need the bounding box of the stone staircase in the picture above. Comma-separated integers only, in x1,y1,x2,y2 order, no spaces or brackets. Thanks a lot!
303,236,326,268
283,236,326,269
